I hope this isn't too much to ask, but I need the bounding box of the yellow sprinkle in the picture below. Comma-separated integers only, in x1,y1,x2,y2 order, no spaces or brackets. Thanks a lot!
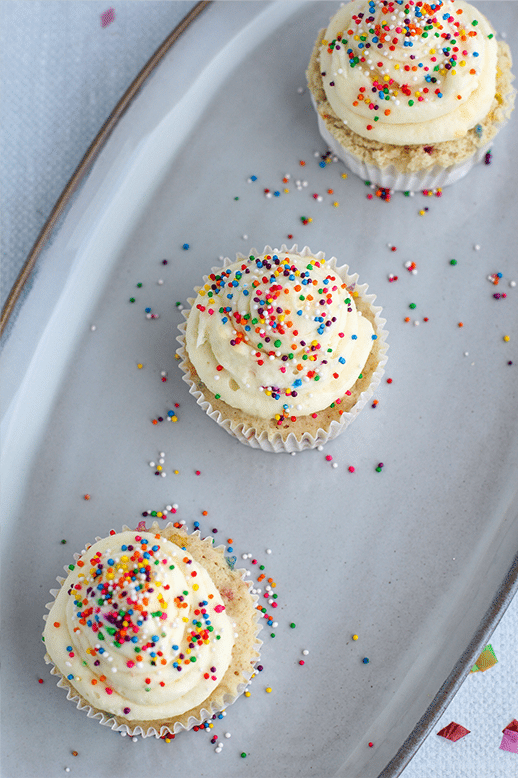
394,63,400,70
157,465,162,472
137,363,143,369
284,188,290,193
419,209,426,216
182,617,189,623
174,470,179,475
352,634,359,641
171,416,178,422
503,335,510,342
157,512,163,518
245,691,251,697
341,173,348,179
193,583,199,591
266,687,272,693
333,201,339,207
352,290,359,298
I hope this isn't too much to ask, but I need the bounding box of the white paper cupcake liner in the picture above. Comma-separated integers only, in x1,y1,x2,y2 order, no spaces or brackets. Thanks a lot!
177,245,388,453
43,525,263,738
316,112,492,192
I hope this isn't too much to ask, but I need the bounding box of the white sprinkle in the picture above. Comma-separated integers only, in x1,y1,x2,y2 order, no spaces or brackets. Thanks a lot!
332,462,338,469
266,548,272,555
242,234,248,240
225,732,231,738
474,244,481,251
158,279,164,285
90,325,96,331
510,280,516,288
149,462,155,468
302,649,309,656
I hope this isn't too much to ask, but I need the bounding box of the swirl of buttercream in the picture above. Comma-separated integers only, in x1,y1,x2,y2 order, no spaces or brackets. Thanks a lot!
43,531,235,721
185,249,376,420
319,0,497,144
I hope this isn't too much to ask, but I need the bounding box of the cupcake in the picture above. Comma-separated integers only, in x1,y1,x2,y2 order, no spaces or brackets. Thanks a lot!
306,0,515,190
177,245,388,453
43,524,262,737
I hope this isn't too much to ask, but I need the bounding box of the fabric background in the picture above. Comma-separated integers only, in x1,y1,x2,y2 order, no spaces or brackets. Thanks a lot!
1,2,516,776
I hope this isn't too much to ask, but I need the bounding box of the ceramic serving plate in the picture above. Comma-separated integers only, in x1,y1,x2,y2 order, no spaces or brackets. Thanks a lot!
1,3,517,777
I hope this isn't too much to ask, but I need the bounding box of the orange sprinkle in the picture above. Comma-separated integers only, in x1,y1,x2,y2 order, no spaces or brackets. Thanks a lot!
458,322,464,327
53,621,60,628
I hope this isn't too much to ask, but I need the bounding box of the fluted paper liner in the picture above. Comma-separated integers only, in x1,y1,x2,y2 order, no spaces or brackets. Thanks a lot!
177,245,388,453
43,524,263,738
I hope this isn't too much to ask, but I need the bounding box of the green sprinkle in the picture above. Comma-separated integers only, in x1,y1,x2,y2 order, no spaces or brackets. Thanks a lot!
137,283,143,288
241,753,247,759
274,340,281,348
215,394,221,400
270,633,276,638
409,303,417,309
129,297,135,303
290,623,296,629
450,259,457,265
61,539,67,544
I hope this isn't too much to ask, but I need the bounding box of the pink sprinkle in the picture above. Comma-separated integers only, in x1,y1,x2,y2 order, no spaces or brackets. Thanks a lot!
348,466,355,473
214,605,225,613
101,8,115,28
326,455,333,461
105,688,113,695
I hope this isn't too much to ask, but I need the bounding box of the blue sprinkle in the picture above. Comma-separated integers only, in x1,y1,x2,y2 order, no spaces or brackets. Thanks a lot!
352,334,357,340
339,356,346,364
182,243,190,250
250,175,257,181
371,334,378,340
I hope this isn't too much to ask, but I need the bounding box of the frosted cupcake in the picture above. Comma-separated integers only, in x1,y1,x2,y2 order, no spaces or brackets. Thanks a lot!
306,0,515,190
43,525,262,737
177,245,388,453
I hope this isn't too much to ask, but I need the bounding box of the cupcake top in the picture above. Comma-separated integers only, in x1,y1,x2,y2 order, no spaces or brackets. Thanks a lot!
319,0,498,144
43,530,236,722
185,248,377,421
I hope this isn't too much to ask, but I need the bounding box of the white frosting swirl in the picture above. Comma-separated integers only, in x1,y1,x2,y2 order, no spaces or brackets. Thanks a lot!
319,0,497,143
43,531,235,721
185,250,376,421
